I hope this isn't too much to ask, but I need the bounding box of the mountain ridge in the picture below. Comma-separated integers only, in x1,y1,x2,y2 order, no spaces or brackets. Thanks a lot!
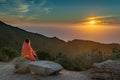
0,20,120,58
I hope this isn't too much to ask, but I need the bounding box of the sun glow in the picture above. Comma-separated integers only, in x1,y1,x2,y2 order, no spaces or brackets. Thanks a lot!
89,20,96,25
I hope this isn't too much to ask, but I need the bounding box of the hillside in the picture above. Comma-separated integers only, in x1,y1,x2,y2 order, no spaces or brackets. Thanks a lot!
0,21,120,58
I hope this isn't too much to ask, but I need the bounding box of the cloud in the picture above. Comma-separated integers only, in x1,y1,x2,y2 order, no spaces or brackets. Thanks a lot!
80,15,120,25
0,0,54,23
88,16,112,20
0,0,29,14
12,0,30,13
0,0,52,15
27,0,53,15
18,4,29,13
39,0,47,6
43,8,53,14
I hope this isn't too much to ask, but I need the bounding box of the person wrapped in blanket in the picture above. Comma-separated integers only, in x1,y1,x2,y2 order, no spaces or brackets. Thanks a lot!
21,39,38,61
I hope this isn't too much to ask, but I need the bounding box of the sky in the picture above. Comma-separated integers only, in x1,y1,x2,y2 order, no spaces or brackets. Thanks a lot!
0,0,120,43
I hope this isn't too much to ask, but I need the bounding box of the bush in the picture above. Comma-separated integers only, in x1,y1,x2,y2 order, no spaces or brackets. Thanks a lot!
109,48,120,60
35,49,120,71
0,47,19,62
36,50,51,60
71,52,106,71
108,52,120,60
36,51,73,70
36,51,107,71
72,53,91,70
52,53,72,70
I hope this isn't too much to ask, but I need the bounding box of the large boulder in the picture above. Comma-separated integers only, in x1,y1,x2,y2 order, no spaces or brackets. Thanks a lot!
13,56,31,73
29,61,63,76
91,60,120,80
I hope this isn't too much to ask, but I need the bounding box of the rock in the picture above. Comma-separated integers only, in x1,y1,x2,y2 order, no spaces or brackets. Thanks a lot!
29,61,63,76
13,56,31,73
91,59,120,80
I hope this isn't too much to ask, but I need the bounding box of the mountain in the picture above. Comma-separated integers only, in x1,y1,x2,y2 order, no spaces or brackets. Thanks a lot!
0,21,120,58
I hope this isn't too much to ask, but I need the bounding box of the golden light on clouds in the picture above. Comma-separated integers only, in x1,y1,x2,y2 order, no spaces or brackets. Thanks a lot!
80,16,103,25
89,20,96,25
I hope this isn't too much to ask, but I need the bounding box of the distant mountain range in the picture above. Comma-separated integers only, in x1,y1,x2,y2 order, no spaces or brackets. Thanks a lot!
0,21,120,58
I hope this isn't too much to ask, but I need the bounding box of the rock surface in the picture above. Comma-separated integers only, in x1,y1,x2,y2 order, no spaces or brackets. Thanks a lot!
91,60,120,80
0,62,91,80
29,61,63,76
13,57,31,73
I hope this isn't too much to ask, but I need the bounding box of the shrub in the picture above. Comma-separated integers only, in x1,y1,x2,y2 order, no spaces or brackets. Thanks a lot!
36,51,107,71
52,53,72,70
72,53,92,70
35,49,120,71
36,50,51,60
109,48,120,60
71,51,106,71
108,52,120,60
0,47,19,62
36,51,73,70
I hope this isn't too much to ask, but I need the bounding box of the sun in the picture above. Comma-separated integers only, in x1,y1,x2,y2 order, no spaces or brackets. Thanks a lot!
89,20,96,25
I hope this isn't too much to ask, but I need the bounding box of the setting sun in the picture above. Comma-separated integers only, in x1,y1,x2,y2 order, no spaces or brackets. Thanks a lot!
89,21,96,25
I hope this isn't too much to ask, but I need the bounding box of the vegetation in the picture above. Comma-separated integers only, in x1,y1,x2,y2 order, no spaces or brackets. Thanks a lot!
108,48,120,60
36,51,51,60
0,47,120,71
36,49,120,71
0,47,19,62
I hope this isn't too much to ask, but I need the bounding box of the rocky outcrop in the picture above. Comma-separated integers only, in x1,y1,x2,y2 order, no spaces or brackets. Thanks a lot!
13,57,31,73
29,61,63,76
13,57,63,75
90,60,120,80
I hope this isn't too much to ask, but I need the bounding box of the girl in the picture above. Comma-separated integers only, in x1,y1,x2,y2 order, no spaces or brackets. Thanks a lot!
21,39,37,61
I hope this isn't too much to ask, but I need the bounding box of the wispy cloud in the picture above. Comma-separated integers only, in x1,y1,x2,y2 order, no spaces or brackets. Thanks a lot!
88,16,112,20
18,4,29,13
43,8,53,14
0,0,54,23
13,0,31,13
80,15,120,25
39,0,47,6
0,0,49,14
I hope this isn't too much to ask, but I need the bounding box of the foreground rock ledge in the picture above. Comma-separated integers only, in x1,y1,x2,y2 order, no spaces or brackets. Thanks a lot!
13,57,31,73
29,61,63,76
91,60,120,80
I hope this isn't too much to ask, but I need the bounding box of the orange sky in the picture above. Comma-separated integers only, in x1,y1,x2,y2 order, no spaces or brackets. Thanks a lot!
15,23,120,43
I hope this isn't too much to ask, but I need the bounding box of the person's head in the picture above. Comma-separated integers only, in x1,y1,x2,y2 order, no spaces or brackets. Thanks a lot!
25,39,30,44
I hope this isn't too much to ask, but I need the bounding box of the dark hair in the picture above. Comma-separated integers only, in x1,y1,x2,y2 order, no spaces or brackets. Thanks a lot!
25,39,29,43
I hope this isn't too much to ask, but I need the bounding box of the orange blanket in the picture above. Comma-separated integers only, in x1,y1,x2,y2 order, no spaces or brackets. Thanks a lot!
21,42,36,61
